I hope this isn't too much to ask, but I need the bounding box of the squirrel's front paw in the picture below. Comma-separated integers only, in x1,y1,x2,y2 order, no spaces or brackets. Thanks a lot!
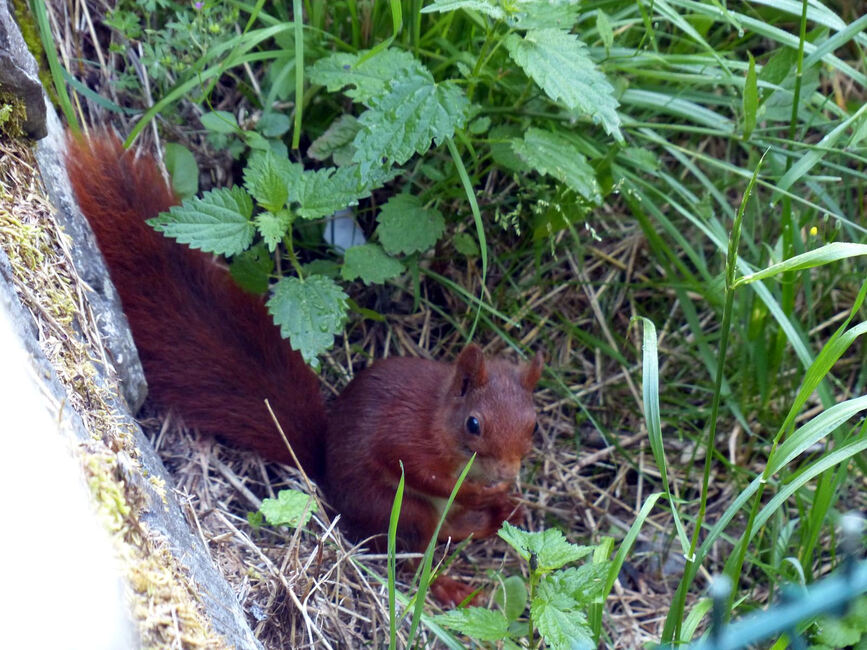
430,575,482,608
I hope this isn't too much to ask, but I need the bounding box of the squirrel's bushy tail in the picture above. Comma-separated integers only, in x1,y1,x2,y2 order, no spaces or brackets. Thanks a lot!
66,132,326,477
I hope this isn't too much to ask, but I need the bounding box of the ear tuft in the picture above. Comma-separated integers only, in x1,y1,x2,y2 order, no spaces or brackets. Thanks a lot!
453,344,488,395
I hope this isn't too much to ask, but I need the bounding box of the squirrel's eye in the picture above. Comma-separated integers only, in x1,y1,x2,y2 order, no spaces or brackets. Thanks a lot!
465,416,481,435
533,422,540,434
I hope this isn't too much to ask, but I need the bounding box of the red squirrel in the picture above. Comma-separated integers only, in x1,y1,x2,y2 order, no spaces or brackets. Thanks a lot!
65,132,543,605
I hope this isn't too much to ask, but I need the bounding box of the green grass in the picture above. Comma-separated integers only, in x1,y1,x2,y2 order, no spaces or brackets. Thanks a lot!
55,0,867,646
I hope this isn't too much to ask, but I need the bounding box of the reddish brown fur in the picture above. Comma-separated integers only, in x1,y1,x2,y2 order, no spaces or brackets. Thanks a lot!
65,132,543,606
326,347,541,549
65,133,327,477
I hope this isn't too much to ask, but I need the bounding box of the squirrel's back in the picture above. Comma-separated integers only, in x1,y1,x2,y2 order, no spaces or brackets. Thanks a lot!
65,133,326,476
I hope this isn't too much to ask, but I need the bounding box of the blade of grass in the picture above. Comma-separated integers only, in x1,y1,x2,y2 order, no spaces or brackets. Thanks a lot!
735,243,867,288
594,492,664,642
406,454,475,647
446,137,488,340
292,0,304,149
663,153,764,641
387,463,406,650
124,23,294,145
31,0,77,130
635,317,690,555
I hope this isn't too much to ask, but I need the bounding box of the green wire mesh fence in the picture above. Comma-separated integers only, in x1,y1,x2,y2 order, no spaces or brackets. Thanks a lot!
661,514,866,649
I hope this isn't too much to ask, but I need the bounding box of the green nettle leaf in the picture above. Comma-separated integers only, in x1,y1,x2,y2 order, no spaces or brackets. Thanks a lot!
420,0,505,20
295,166,363,220
504,29,622,141
295,164,399,220
353,68,470,173
259,489,318,528
490,125,531,173
163,142,198,198
618,147,660,173
508,1,581,30
308,114,361,165
267,274,348,369
546,563,610,604
200,110,239,134
376,194,446,255
301,259,340,279
511,128,602,203
255,210,292,251
229,243,273,294
149,186,255,256
342,244,405,285
499,522,592,572
531,596,594,650
433,607,510,641
244,151,303,213
307,48,423,104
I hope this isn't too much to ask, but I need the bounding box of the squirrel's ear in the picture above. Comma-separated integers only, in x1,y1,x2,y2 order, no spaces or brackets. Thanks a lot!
452,344,488,396
520,350,543,390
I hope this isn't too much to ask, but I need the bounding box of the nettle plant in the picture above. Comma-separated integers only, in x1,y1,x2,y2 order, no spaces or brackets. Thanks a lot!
149,1,622,367
434,523,610,650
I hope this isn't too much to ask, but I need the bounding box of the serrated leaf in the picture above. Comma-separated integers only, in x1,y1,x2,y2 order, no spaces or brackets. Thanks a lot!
307,48,423,104
432,607,509,641
230,243,273,294
499,522,592,572
490,125,531,173
255,210,292,251
244,151,302,213
353,68,469,173
376,194,445,255
342,244,404,285
200,110,238,134
508,1,581,30
308,114,361,165
267,274,348,369
505,29,622,141
544,563,610,605
301,259,340,278
531,597,594,650
164,142,198,198
420,0,505,19
149,186,255,256
296,166,366,220
618,147,659,173
259,489,318,527
511,128,601,203
296,165,398,220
